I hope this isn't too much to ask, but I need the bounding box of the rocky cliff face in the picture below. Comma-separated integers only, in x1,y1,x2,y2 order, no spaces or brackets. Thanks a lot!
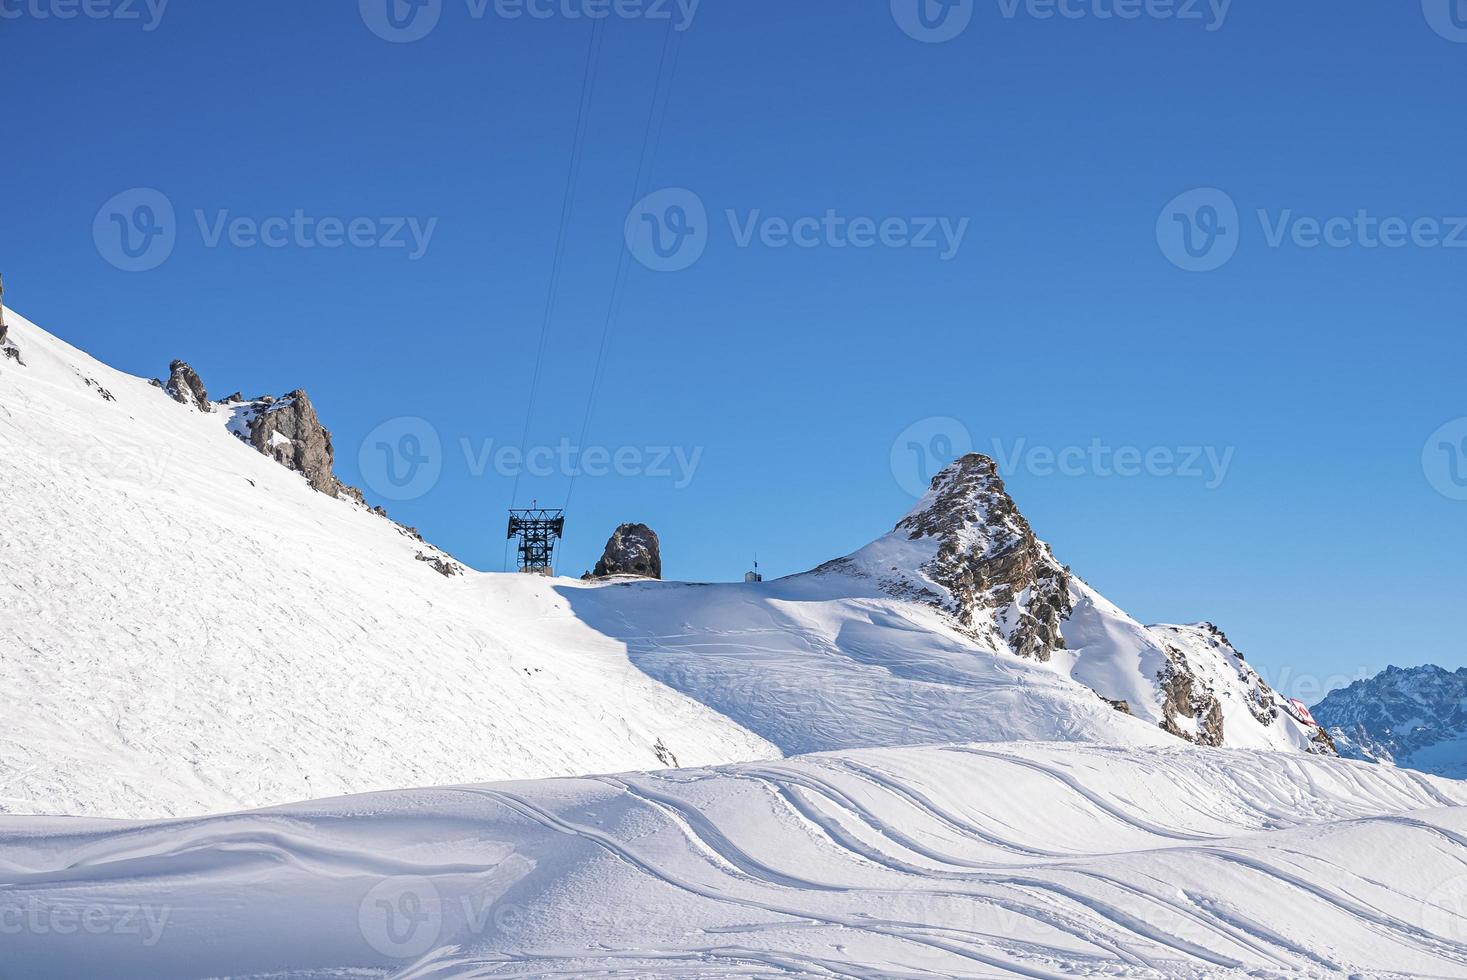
164,360,212,413
591,524,662,579
238,391,343,497
1313,665,1467,778
853,454,1072,660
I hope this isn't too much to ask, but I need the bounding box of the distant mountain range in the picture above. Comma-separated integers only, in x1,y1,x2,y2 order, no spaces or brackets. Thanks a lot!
1314,665,1467,779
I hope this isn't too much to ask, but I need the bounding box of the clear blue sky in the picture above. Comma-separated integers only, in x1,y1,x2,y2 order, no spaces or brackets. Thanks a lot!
4,0,1465,699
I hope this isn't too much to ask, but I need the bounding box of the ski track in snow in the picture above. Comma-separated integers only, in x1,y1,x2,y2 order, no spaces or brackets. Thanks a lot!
3,743,1467,978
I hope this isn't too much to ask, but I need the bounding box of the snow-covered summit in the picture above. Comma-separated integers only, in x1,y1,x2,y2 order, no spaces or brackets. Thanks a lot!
804,454,1333,755
823,453,1073,660
1313,664,1467,778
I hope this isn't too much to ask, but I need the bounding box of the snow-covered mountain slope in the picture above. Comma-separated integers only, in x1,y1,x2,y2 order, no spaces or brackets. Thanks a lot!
1314,665,1467,779
2,311,1328,820
0,310,777,818
797,454,1331,755
3,742,1465,979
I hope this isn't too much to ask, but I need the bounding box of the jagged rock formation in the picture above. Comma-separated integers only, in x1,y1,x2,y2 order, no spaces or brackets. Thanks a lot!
1157,645,1226,746
164,360,212,413
592,523,662,579
887,454,1071,660
815,455,1336,755
1313,665,1467,778
237,391,343,496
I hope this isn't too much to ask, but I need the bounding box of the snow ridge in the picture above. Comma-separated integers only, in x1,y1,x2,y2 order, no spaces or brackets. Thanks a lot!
3,743,1464,978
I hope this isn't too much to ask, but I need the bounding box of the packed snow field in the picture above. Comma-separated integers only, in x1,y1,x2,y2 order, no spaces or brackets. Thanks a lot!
5,310,1467,978
2,743,1466,978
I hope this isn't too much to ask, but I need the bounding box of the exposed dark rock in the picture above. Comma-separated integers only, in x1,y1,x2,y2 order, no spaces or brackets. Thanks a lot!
1158,644,1226,747
891,454,1072,661
164,360,212,413
1099,695,1132,715
415,552,464,577
220,391,244,403
81,377,115,402
653,738,679,768
244,390,342,496
592,523,662,579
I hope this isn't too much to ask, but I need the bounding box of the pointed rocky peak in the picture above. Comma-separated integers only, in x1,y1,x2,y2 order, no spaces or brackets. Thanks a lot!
591,523,662,580
820,454,1071,661
164,360,212,413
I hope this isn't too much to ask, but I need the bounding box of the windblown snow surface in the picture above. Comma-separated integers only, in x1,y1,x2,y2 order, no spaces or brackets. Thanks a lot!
5,310,1467,978
3,744,1467,978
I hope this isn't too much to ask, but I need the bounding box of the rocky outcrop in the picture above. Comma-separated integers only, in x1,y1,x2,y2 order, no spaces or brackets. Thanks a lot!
889,454,1072,660
242,391,342,496
1158,645,1226,747
415,552,464,577
591,524,662,579
164,360,212,413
